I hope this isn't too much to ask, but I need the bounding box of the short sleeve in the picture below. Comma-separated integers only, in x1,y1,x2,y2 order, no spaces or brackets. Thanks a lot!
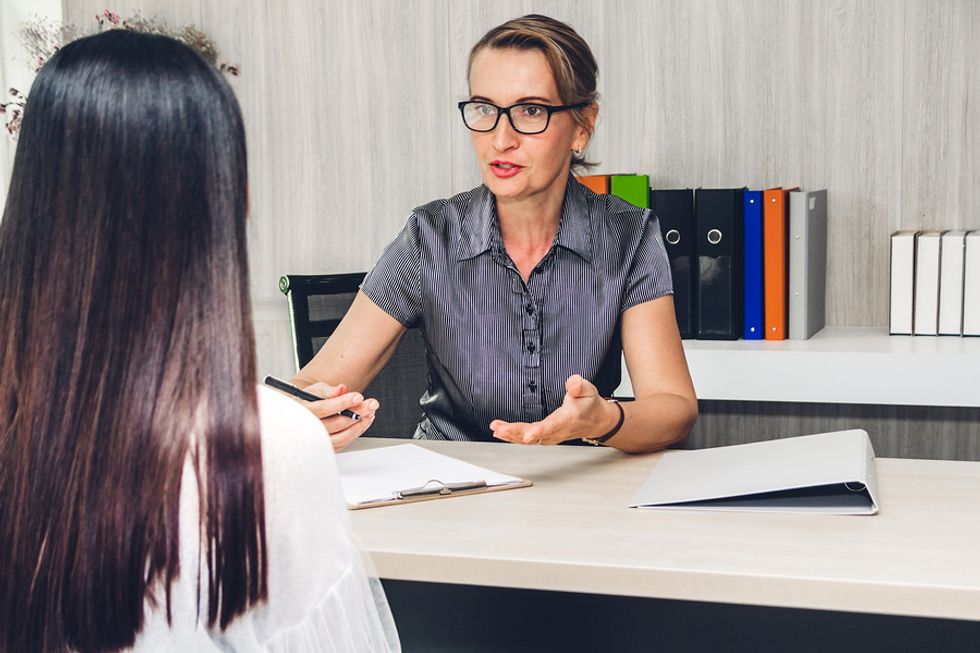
361,215,423,328
621,211,674,311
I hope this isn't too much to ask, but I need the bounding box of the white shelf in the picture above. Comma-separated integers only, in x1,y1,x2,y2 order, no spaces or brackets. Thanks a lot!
615,327,980,408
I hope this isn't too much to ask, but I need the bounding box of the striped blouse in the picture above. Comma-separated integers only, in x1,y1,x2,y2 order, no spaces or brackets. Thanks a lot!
361,175,673,442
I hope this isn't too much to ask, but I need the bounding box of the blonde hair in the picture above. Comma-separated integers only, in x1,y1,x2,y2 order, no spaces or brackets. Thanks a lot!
468,14,599,171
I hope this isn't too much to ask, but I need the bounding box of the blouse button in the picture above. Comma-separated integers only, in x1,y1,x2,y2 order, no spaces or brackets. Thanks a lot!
528,381,537,393
525,304,534,315
527,343,536,354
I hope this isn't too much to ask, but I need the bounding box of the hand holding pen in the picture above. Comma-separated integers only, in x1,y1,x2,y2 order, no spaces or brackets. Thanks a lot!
264,376,379,452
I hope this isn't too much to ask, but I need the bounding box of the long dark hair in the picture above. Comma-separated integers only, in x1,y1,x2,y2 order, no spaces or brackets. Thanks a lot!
0,30,266,652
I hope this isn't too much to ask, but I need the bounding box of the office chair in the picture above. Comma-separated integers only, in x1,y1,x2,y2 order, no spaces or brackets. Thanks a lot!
279,273,428,438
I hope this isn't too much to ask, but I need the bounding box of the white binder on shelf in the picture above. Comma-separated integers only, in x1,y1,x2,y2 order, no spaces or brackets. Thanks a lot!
938,230,967,335
889,231,917,335
788,189,828,340
913,230,942,336
630,429,879,515
964,231,980,336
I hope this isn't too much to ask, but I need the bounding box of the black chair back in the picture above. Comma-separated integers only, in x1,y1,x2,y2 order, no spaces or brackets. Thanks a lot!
279,273,427,438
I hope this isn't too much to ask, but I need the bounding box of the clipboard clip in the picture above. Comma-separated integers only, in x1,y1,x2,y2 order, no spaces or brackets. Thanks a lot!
395,478,487,500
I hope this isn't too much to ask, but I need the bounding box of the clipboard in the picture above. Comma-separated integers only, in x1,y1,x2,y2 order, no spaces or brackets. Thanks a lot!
336,443,532,509
630,429,879,515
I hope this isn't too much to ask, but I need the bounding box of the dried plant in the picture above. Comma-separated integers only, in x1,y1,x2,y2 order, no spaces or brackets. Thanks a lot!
1,9,240,139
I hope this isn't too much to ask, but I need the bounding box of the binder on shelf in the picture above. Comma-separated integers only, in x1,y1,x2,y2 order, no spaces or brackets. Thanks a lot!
336,443,531,509
652,188,697,339
789,189,828,340
938,230,967,335
694,188,744,340
743,190,764,339
763,187,793,340
889,230,917,335
963,231,980,336
576,174,610,195
913,230,942,336
610,174,650,209
630,429,879,515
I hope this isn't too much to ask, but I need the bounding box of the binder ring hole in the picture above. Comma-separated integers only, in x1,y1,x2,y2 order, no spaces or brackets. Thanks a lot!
707,228,723,245
843,481,866,493
665,229,681,245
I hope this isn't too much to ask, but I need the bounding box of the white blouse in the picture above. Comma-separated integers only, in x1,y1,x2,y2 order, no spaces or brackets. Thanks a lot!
129,386,400,652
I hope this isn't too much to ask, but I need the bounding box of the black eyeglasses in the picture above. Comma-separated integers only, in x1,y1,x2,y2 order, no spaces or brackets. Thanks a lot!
457,100,590,135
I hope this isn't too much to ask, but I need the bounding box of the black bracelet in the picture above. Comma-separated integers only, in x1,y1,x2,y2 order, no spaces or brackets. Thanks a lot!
581,399,624,446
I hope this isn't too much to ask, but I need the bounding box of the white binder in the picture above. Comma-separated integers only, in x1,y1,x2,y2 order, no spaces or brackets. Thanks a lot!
889,231,917,335
938,230,967,335
788,189,828,340
913,231,942,335
965,231,980,336
630,430,879,515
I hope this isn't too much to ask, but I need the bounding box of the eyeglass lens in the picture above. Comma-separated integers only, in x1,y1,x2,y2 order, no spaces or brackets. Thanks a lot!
462,102,550,134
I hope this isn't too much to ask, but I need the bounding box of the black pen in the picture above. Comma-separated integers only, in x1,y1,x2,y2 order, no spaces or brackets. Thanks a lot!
263,375,361,420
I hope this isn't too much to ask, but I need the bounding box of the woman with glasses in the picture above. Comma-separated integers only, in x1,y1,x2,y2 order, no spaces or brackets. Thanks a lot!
294,14,697,453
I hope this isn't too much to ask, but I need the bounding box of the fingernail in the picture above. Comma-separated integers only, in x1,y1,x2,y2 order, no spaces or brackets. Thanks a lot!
369,399,380,410
351,393,363,403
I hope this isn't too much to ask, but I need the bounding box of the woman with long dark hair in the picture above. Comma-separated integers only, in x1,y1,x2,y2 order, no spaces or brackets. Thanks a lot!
0,30,397,652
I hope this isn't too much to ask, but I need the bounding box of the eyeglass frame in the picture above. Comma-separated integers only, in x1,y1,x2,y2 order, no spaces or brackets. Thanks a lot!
457,100,591,135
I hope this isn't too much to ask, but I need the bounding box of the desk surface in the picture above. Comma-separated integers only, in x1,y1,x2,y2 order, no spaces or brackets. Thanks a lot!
346,438,980,622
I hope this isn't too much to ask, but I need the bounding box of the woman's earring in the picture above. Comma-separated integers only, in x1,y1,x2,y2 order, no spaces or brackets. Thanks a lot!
573,148,584,157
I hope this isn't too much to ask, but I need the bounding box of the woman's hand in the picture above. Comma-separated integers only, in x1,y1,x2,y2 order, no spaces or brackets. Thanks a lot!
302,382,380,452
489,374,619,445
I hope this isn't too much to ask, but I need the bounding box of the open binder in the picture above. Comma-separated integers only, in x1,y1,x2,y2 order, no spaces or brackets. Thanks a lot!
336,443,532,509
630,429,879,515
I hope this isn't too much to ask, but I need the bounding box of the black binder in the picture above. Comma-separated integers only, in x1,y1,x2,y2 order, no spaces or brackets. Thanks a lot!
652,189,697,339
694,188,744,340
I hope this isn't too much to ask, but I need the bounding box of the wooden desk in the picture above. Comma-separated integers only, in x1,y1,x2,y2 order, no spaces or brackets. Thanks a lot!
347,438,980,622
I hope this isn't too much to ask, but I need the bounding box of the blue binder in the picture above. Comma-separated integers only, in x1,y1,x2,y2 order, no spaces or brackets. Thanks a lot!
743,190,764,339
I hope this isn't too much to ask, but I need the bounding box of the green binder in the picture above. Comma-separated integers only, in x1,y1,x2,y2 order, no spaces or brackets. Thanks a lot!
610,174,650,209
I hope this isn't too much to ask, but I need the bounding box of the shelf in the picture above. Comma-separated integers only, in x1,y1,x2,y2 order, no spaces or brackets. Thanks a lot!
614,327,980,408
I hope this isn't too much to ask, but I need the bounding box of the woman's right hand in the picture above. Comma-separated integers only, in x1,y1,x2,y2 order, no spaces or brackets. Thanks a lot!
302,382,380,452
291,291,406,451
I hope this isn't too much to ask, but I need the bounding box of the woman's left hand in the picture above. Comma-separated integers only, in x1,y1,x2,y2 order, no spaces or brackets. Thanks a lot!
489,374,619,445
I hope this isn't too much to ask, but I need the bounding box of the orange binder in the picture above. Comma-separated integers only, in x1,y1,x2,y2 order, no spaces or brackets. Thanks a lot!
576,175,609,194
763,187,790,339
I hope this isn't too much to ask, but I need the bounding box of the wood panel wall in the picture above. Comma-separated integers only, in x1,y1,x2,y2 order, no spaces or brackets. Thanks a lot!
62,0,980,458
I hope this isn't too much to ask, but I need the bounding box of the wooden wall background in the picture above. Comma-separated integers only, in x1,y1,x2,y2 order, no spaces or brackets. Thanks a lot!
0,0,64,208
62,0,980,459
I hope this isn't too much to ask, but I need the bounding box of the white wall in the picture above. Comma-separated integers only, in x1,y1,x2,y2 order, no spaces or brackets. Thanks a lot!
0,0,62,210
43,0,980,379
19,1,980,456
